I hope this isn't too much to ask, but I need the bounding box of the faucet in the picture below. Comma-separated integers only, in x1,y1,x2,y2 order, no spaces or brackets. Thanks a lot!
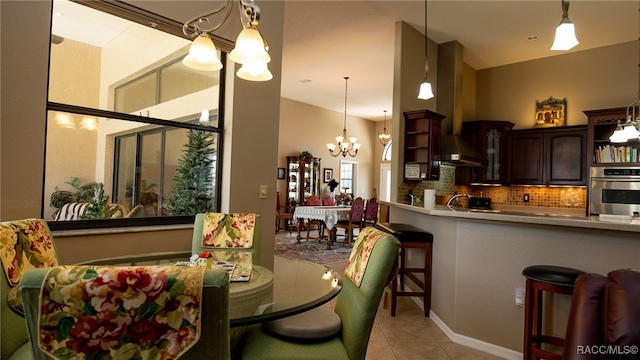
447,193,473,211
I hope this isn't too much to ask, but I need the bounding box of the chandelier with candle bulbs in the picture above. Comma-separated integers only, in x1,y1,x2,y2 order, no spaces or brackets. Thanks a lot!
327,77,361,157
181,0,272,81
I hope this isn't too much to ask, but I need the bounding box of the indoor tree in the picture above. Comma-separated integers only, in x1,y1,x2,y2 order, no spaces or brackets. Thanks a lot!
167,130,216,215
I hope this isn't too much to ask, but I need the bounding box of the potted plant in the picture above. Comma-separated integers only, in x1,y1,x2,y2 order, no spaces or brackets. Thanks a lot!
299,150,313,159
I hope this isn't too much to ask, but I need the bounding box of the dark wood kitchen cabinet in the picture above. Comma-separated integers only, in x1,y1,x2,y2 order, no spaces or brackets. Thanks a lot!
455,120,515,185
403,109,445,181
506,125,587,186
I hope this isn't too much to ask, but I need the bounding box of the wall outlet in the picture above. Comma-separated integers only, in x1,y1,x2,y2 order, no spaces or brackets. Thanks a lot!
523,194,530,202
515,288,525,306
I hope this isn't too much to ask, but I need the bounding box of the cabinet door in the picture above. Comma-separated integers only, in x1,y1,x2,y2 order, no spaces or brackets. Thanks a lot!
507,132,544,185
546,128,587,185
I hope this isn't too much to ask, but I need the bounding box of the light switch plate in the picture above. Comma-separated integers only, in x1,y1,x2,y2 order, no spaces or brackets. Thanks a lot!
260,185,267,199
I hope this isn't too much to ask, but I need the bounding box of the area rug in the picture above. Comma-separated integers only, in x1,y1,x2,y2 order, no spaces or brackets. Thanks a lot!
274,230,354,265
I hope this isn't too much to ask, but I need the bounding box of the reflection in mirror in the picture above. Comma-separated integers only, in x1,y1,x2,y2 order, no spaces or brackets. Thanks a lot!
45,0,224,224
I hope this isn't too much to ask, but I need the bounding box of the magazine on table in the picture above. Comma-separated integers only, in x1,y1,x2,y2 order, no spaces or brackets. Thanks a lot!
212,261,252,282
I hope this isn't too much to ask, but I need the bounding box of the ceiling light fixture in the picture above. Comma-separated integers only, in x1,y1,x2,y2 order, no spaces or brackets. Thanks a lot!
609,0,640,143
418,0,434,100
182,0,272,81
550,0,579,51
378,110,391,146
327,77,360,158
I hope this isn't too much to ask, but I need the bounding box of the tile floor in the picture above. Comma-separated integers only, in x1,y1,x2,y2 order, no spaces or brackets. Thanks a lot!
324,260,503,360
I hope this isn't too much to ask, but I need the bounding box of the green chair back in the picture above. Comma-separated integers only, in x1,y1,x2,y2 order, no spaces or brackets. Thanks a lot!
192,213,261,265
19,266,230,360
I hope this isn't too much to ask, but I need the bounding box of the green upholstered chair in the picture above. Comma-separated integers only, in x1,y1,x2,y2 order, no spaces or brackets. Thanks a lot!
19,265,230,360
239,226,401,360
0,219,59,360
192,213,261,265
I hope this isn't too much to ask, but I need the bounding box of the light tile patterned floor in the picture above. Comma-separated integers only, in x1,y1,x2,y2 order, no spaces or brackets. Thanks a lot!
326,260,504,360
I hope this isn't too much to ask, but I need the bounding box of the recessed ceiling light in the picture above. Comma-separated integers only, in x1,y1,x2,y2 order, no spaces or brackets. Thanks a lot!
528,36,539,41
53,10,64,17
299,79,312,83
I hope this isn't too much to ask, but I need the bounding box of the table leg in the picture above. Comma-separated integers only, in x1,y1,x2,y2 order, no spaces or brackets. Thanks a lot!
296,218,302,243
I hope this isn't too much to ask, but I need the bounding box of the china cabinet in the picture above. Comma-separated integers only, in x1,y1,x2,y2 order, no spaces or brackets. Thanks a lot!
286,156,321,204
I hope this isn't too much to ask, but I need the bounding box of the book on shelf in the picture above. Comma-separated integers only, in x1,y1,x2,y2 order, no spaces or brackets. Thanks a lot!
594,145,639,163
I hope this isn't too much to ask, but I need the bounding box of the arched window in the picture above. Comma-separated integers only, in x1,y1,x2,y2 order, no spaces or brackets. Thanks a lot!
382,140,392,161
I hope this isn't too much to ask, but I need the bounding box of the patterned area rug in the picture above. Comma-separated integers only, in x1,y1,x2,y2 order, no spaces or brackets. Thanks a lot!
274,229,355,265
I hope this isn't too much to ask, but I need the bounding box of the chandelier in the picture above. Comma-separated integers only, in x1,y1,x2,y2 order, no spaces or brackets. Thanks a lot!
327,77,361,157
417,0,434,100
181,0,272,81
378,110,391,146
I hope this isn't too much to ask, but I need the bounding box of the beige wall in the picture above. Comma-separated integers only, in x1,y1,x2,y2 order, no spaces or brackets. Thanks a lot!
277,98,377,200
476,41,637,128
0,0,284,270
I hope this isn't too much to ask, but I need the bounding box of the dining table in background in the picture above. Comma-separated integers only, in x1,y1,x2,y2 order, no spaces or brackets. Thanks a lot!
293,205,351,249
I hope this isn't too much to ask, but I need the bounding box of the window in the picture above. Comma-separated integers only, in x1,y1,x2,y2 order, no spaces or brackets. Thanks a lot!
339,161,358,198
45,0,227,229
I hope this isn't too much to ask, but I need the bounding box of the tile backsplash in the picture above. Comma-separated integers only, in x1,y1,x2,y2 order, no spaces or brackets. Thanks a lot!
398,165,586,209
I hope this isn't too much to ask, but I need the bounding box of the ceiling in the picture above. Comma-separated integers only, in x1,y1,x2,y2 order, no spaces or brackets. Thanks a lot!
53,0,638,122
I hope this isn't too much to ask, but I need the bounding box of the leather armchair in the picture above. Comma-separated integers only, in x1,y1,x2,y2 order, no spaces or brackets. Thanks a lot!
563,269,640,360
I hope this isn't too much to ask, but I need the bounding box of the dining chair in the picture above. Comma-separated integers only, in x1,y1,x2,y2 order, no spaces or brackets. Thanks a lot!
239,227,401,360
305,195,325,240
332,196,365,246
275,192,293,234
0,218,59,360
192,213,261,265
322,195,335,206
19,265,230,360
362,197,379,228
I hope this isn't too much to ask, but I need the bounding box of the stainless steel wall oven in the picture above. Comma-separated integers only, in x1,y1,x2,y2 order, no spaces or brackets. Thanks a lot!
590,167,640,215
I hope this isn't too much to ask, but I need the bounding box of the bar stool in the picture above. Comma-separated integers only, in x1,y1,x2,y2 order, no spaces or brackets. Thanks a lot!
374,223,433,317
522,265,584,360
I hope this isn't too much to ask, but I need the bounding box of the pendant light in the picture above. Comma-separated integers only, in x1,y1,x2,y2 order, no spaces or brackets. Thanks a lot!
609,0,640,143
550,0,579,51
378,110,391,146
418,0,434,100
327,77,361,157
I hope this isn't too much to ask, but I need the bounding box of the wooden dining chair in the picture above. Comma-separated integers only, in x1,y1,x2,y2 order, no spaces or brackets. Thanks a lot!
276,192,293,233
362,197,379,229
305,195,325,240
322,195,335,206
332,197,365,246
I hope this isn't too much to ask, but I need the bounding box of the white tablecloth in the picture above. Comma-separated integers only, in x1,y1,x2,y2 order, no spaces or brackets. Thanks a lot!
293,206,351,229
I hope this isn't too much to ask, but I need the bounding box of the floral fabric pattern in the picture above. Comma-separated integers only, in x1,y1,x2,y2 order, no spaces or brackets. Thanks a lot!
344,227,385,287
0,218,58,287
201,213,255,249
38,265,205,360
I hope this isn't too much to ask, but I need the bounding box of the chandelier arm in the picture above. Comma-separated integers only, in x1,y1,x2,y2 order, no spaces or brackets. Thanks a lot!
239,0,260,28
182,0,234,38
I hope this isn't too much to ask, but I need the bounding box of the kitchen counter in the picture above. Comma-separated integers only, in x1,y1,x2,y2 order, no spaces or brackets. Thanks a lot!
387,202,640,233
382,201,640,359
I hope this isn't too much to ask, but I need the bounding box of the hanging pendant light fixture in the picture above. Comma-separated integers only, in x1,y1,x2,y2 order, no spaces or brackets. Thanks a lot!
609,0,640,143
182,0,272,81
550,0,579,51
418,0,434,100
378,110,391,146
327,77,361,158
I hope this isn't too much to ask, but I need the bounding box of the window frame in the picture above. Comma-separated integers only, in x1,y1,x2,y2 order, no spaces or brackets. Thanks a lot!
45,0,228,231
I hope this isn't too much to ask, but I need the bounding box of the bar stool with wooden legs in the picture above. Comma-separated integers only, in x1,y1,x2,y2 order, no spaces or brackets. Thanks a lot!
522,265,584,360
375,223,433,317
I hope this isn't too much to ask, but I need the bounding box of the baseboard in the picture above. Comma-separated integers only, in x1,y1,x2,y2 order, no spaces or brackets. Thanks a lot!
405,290,522,360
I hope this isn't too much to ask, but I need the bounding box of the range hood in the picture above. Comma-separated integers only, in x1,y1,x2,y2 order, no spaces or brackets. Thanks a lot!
437,41,486,167
440,135,487,167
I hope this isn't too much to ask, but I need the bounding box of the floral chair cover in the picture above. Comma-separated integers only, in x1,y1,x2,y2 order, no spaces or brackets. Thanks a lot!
37,265,205,360
0,218,58,313
344,227,386,287
201,213,256,264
